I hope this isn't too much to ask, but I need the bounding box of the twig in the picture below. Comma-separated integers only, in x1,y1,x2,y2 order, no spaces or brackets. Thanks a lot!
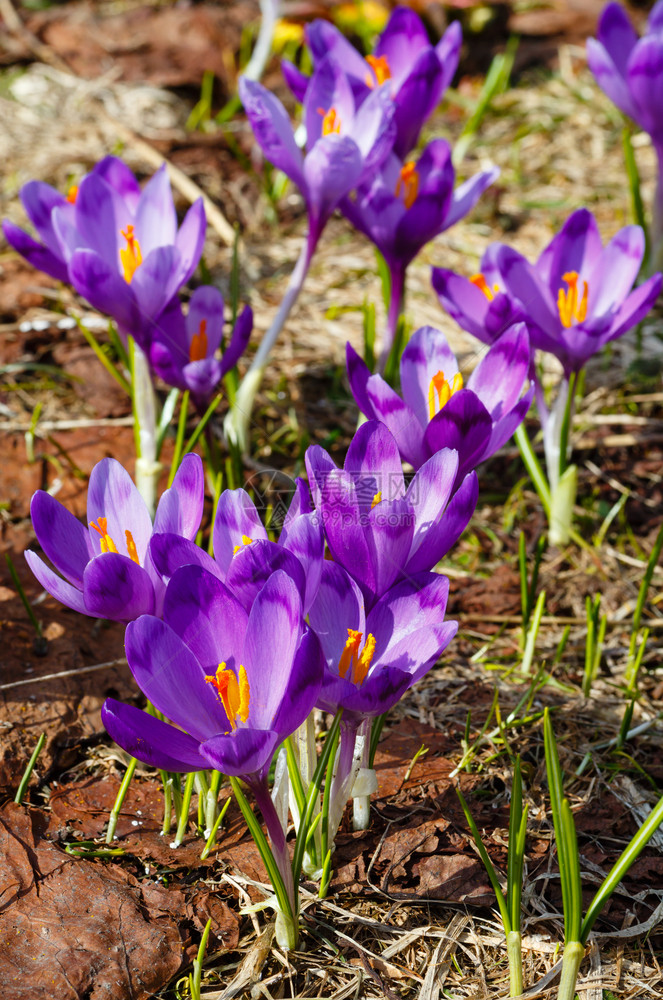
0,658,128,691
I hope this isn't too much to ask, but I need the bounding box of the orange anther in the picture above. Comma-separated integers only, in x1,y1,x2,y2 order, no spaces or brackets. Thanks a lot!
365,54,391,88
557,271,589,328
189,318,208,362
395,161,419,210
317,106,342,136
428,370,463,421
119,224,143,283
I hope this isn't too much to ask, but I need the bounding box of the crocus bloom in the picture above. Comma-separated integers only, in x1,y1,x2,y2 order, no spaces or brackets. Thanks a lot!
102,567,322,779
25,454,204,621
305,421,478,609
308,559,457,836
148,286,253,407
240,56,395,247
3,156,206,349
433,208,662,375
587,1,663,265
347,324,533,478
341,139,498,366
149,480,324,614
283,6,462,157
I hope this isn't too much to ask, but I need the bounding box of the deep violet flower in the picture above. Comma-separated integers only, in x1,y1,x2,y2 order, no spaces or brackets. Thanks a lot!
148,286,253,407
3,156,206,349
25,454,204,622
102,567,322,780
587,1,663,266
341,139,498,366
149,479,324,614
433,208,662,376
240,56,395,246
305,421,478,609
346,324,533,476
283,6,462,158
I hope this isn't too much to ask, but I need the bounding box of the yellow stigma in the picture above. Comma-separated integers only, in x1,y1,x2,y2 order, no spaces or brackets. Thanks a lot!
318,106,342,136
66,185,78,204
365,54,391,87
205,662,250,730
395,161,419,210
338,628,376,687
470,273,500,301
371,491,382,509
232,534,253,556
120,224,143,283
557,271,588,328
189,318,208,363
428,370,464,421
89,517,140,564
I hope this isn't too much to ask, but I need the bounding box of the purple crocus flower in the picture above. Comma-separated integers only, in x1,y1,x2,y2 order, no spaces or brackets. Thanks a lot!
149,479,324,614
25,453,204,622
347,324,533,477
240,56,395,249
433,208,662,376
283,6,462,157
101,568,323,946
307,558,457,837
587,1,663,265
147,286,252,408
3,156,206,349
305,421,478,609
341,139,499,367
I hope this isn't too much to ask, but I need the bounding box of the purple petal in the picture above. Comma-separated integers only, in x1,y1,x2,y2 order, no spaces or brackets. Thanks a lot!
424,391,493,481
239,77,305,189
363,375,428,469
544,209,603,296
603,271,663,343
243,571,303,729
278,512,324,612
597,2,639,76
308,561,365,667
212,489,268,576
135,164,177,255
431,268,496,342
24,550,89,615
102,699,207,772
131,245,183,320
68,249,141,332
164,564,248,670
367,572,452,662
149,533,220,582
281,58,309,103
586,37,640,122
93,157,141,209
87,458,153,564
74,172,125,269
200,728,280,778
153,452,204,539
125,614,228,739
270,626,323,739
392,49,443,156
345,420,404,506
588,225,646,314
443,165,500,229
405,447,459,558
486,245,559,338
220,304,253,376
376,7,430,74
366,497,415,600
226,540,307,612
306,19,368,83
467,323,531,416
303,135,363,232
83,554,155,621
304,57,355,148
29,490,93,587
405,470,479,572
175,198,206,286
2,220,70,283
435,20,463,90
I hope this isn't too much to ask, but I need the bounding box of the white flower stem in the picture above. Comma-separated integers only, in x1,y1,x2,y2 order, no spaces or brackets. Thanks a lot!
130,339,161,516
224,234,315,453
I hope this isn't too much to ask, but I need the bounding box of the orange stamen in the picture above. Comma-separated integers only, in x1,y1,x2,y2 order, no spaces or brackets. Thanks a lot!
119,224,143,283
337,628,376,686
371,491,382,509
66,185,78,204
428,370,464,421
365,54,391,88
189,318,208,363
205,662,250,730
125,530,140,565
395,161,419,210
557,271,588,328
90,516,119,555
317,106,342,136
470,272,501,301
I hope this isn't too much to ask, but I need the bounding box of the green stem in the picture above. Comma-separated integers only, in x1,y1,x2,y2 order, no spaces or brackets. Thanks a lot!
159,770,173,835
506,931,523,998
515,424,552,518
14,733,46,804
106,757,138,843
556,941,584,1000
173,771,197,846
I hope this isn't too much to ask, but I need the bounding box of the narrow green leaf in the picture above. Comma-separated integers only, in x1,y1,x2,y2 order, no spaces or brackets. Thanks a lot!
456,786,511,934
